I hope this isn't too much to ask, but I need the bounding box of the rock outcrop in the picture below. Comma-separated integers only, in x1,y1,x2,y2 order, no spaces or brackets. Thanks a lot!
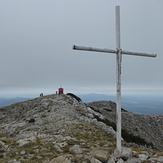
0,94,162,163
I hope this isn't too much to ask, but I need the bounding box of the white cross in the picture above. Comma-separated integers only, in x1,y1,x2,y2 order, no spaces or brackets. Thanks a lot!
72,6,157,152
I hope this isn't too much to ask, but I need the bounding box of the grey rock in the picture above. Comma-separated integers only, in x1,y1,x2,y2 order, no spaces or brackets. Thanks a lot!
49,155,71,163
20,150,26,155
69,145,83,154
91,157,102,163
107,157,115,163
91,147,113,163
121,147,132,160
157,156,163,162
114,148,132,161
138,154,148,161
117,158,124,163
126,158,141,163
37,155,43,159
16,139,29,147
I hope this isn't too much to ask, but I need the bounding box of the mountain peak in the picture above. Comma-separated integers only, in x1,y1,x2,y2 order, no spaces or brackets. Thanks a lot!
0,93,163,162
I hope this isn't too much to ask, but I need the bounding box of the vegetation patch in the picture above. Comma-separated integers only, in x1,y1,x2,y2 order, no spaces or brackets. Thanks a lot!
28,118,35,123
94,115,154,148
69,122,116,148
60,145,70,153
67,139,80,146
0,153,3,158
122,129,154,148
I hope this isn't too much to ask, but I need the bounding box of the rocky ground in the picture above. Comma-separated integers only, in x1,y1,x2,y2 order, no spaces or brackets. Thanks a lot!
87,101,163,150
0,94,163,163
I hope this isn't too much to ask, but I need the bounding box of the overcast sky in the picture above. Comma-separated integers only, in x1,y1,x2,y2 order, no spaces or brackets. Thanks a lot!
0,0,163,97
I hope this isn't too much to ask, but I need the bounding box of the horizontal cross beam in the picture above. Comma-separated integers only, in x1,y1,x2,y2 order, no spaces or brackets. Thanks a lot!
73,45,157,58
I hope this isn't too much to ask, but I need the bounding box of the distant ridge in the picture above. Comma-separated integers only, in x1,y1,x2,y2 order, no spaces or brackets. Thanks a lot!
78,93,163,115
0,93,163,114
0,97,31,107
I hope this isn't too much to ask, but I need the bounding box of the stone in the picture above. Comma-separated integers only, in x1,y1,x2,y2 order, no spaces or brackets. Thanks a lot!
16,139,29,147
132,151,138,155
91,147,113,163
138,154,148,161
127,158,141,163
37,155,43,159
20,150,26,155
141,151,149,155
49,155,71,163
107,157,115,163
8,159,21,163
117,158,124,163
157,156,163,162
69,145,83,154
0,140,5,146
121,147,132,161
91,157,102,163
113,148,132,161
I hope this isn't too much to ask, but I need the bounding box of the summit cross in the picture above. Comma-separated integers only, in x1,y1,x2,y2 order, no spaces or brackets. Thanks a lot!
72,6,157,152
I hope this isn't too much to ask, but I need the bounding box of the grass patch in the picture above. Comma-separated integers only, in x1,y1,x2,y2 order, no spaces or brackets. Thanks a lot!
69,122,116,148
60,146,70,153
0,133,8,138
67,139,80,146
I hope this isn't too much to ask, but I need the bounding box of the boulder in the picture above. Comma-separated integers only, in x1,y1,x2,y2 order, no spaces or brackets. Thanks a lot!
157,156,163,162
107,157,115,163
114,148,132,161
117,158,124,163
138,154,148,161
69,145,83,154
49,155,71,163
16,139,29,147
91,157,102,163
91,147,113,162
126,158,141,163
121,147,132,160
20,150,26,155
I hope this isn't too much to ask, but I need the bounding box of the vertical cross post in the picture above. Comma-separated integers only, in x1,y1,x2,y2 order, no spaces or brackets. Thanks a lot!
116,6,122,152
72,5,157,153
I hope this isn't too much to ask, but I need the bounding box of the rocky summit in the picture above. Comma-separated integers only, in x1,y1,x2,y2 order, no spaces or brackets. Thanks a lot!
0,93,163,163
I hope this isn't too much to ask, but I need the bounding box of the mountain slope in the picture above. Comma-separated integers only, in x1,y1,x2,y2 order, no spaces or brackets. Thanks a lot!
87,101,163,150
0,94,163,163
0,94,116,162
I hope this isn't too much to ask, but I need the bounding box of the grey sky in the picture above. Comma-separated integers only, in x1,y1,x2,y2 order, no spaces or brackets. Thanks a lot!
0,0,162,97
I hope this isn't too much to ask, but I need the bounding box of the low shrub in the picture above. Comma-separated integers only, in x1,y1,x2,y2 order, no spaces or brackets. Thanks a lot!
94,115,154,148
28,118,35,123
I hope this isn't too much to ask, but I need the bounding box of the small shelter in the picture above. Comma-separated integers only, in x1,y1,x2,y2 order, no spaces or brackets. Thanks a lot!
58,87,64,94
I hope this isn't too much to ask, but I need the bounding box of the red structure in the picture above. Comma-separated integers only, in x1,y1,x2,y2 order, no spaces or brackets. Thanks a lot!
58,87,64,94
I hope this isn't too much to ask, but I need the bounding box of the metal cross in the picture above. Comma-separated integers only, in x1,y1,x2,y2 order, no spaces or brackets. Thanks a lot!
72,6,157,152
